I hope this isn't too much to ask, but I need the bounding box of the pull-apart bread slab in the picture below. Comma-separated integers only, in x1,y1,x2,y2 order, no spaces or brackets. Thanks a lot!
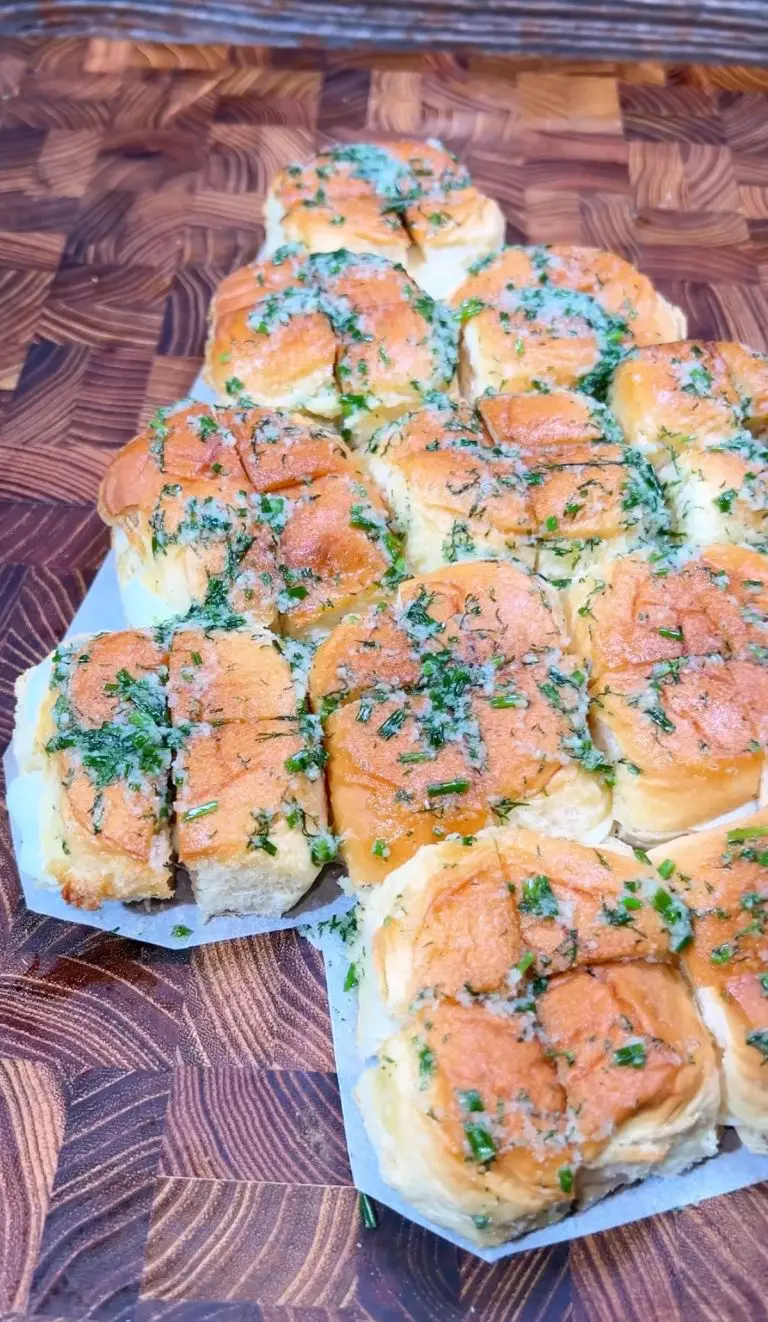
610,341,768,549
357,829,719,1246
452,245,687,402
12,625,332,916
567,544,768,842
11,630,174,908
263,140,505,298
368,389,668,579
649,810,768,1153
169,627,331,917
99,402,405,638
203,246,458,444
310,561,614,887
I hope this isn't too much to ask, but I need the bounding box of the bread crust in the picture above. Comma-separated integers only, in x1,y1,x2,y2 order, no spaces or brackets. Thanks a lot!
265,140,505,298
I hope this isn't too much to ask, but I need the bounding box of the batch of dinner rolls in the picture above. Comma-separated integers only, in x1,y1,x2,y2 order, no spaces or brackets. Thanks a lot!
11,139,768,1244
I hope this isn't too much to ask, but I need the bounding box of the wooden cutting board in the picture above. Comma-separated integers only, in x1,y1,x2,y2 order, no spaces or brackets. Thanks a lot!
0,35,766,1322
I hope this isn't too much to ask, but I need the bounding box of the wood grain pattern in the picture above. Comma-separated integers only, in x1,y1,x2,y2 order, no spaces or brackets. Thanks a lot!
142,1182,359,1308
1,35,768,1322
8,3,768,66
0,1058,66,1314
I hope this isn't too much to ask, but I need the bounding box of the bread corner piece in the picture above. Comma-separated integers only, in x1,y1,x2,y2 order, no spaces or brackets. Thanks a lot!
651,809,768,1153
170,626,331,918
9,631,174,909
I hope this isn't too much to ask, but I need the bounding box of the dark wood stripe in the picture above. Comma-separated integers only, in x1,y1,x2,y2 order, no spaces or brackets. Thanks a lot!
6,4,768,65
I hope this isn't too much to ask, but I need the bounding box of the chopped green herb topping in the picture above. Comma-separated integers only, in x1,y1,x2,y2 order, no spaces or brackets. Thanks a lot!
519,874,559,919
613,1041,646,1069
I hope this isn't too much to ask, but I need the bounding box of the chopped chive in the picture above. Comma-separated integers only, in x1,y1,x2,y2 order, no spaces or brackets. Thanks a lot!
657,626,683,641
652,886,693,952
371,838,390,859
614,1041,646,1069
727,825,768,843
489,690,528,709
517,950,535,974
377,708,407,740
457,296,487,323
344,963,359,991
633,847,652,865
558,1165,574,1194
657,858,675,880
359,1191,378,1230
710,943,733,965
464,1121,497,1165
171,924,192,939
190,651,203,666
418,1044,436,1086
183,800,218,822
427,778,470,797
309,831,339,865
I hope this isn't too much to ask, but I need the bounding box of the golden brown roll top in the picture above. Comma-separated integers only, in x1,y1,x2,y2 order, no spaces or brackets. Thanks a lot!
169,628,331,918
203,247,458,444
609,341,768,549
99,402,280,632
365,830,685,1019
650,811,768,1151
357,827,718,1245
367,390,668,580
452,245,685,403
12,630,174,908
456,244,686,345
264,141,505,298
310,562,613,887
99,402,406,638
310,559,568,708
536,961,718,1205
357,996,576,1245
566,546,768,840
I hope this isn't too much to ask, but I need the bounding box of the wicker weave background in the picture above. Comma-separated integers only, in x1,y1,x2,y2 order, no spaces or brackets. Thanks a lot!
1,36,768,1322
